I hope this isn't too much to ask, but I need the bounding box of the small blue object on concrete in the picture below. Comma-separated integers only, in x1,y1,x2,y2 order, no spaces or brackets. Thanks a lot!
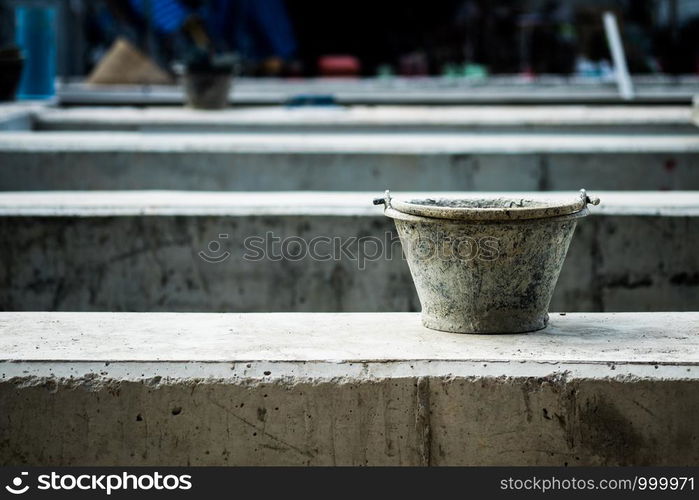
15,5,56,100
286,94,337,107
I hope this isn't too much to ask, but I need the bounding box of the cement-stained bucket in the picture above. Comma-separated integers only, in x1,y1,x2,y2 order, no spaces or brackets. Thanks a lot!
374,190,600,334
183,72,232,109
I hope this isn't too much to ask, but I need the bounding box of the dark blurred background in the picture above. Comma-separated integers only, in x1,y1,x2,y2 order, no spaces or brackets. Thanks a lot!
1,0,699,79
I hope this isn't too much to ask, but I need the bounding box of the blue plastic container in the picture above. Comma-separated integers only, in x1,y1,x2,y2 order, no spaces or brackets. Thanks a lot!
15,5,56,99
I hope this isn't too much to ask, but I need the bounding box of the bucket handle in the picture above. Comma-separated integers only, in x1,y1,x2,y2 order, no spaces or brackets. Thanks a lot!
373,189,392,208
580,189,600,206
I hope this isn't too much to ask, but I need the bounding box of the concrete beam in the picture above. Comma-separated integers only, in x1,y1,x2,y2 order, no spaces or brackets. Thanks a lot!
0,103,39,131
33,106,696,134
1,133,698,191
1,311,698,466
0,191,696,312
56,76,699,105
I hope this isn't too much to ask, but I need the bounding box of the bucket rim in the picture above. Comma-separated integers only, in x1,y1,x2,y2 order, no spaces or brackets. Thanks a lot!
376,189,600,221
384,205,590,224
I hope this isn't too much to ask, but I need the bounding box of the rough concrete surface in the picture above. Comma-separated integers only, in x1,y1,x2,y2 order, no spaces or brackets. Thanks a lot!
0,191,696,312
1,133,697,191
1,312,698,466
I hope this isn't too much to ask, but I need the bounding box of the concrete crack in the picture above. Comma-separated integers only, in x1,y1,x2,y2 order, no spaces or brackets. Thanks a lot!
415,376,431,466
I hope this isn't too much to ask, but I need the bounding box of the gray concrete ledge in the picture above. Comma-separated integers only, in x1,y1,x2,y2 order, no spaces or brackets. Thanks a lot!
4,102,696,133
0,190,696,216
56,77,699,104
3,132,699,153
1,312,698,465
2,312,698,376
2,133,698,191
33,105,697,134
0,102,42,131
0,191,697,313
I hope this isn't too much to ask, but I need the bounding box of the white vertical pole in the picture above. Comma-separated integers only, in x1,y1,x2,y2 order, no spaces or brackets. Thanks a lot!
603,11,634,101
